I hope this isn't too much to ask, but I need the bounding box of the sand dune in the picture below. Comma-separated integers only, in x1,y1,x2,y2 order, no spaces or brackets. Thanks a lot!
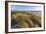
11,11,41,29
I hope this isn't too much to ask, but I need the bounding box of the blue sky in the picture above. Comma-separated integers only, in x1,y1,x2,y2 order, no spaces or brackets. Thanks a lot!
11,5,41,11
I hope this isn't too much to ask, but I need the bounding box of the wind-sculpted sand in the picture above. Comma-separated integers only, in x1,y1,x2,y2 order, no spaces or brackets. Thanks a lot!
11,11,41,29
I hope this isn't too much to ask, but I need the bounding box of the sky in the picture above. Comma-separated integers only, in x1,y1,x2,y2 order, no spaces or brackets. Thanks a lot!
11,5,42,11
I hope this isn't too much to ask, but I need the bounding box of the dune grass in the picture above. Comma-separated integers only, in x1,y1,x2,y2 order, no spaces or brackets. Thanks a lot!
11,11,41,28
